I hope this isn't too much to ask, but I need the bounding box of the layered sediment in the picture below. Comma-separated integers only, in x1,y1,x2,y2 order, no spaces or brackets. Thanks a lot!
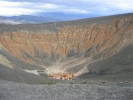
0,13,133,81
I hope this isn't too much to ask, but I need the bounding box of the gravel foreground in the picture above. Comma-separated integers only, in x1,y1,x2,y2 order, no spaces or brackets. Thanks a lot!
0,80,133,100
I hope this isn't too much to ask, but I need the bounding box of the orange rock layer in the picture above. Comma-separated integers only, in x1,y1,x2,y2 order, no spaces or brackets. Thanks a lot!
48,73,74,80
0,16,133,64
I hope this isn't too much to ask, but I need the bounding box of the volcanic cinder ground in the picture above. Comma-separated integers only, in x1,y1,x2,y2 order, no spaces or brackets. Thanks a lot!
0,13,133,84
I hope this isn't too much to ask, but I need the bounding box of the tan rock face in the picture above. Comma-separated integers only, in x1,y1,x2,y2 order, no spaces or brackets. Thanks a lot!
0,16,133,64
0,14,133,77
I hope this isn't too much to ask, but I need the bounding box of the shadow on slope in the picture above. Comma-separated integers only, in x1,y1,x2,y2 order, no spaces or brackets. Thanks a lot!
78,45,133,82
0,49,64,84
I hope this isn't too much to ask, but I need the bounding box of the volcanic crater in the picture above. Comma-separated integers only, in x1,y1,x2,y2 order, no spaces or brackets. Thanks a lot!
0,13,133,84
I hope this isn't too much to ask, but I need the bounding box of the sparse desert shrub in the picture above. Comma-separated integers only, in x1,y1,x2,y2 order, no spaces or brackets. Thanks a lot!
102,82,105,84
48,80,56,85
70,82,73,84
113,78,116,81
41,82,47,84
41,80,56,85
81,81,87,84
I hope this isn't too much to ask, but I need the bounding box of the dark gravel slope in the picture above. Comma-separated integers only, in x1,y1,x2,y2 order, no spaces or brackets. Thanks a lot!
0,80,133,100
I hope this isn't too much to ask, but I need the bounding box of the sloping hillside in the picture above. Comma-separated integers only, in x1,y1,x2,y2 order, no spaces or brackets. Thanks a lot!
0,13,133,83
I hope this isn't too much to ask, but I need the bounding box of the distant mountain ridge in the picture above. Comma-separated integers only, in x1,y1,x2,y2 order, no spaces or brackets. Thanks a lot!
0,12,98,24
0,15,59,24
36,12,98,21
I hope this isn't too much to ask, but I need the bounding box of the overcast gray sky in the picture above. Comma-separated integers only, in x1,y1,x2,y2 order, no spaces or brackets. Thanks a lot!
0,0,133,16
